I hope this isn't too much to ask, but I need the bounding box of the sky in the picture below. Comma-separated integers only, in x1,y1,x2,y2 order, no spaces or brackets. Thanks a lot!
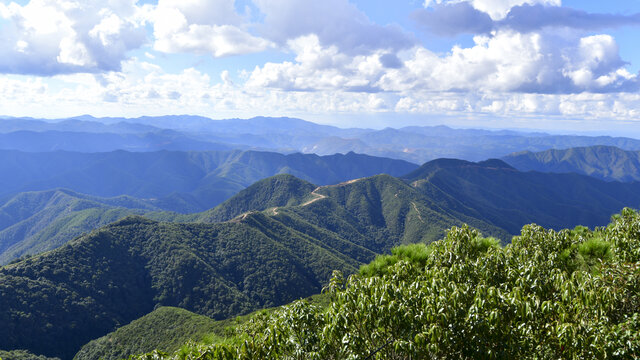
0,0,639,134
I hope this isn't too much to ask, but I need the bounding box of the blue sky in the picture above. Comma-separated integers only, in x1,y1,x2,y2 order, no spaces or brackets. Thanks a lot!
0,0,639,135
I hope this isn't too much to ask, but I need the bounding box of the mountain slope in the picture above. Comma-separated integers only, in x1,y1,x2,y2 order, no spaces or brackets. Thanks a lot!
195,174,316,223
0,149,418,212
0,189,163,265
0,172,506,360
73,307,220,360
0,130,236,153
0,214,363,359
404,158,640,234
503,145,640,182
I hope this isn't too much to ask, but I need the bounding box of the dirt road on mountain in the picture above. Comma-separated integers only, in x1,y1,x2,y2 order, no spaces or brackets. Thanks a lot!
411,202,424,223
301,177,365,207
301,188,327,206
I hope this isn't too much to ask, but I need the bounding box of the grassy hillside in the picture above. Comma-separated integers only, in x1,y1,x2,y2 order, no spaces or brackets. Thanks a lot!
503,145,640,182
73,294,331,360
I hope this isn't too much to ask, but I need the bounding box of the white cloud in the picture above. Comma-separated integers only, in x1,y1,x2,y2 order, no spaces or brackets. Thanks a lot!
424,0,561,20
0,56,638,128
152,0,273,57
220,70,233,86
0,0,146,75
562,34,634,91
246,30,636,95
379,30,637,94
254,0,414,54
246,34,387,91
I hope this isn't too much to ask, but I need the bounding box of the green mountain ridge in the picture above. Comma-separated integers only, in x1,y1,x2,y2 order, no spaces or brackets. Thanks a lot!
0,189,163,265
403,158,640,234
3,159,640,359
73,307,221,360
0,171,504,359
503,145,640,182
0,150,417,264
0,149,418,212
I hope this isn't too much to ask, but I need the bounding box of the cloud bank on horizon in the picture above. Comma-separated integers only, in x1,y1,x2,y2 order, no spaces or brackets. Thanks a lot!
0,0,638,132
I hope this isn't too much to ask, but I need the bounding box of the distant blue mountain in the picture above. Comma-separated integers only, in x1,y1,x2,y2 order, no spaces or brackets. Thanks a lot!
0,149,418,212
503,145,640,182
3,115,640,162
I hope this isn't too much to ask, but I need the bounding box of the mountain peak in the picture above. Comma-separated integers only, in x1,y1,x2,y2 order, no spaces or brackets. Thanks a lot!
403,158,515,181
476,159,515,170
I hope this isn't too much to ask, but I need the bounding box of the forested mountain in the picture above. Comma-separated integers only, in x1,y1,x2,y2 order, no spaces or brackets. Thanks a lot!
0,214,360,359
0,149,417,212
74,307,221,360
0,172,507,359
0,189,164,265
503,145,640,182
404,158,640,234
4,159,640,359
4,116,640,162
129,210,640,359
3,158,640,359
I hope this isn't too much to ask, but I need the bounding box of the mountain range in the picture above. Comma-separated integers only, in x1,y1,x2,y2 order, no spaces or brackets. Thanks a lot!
0,149,417,213
503,145,640,182
0,150,416,264
2,156,640,359
2,114,640,359
4,116,640,162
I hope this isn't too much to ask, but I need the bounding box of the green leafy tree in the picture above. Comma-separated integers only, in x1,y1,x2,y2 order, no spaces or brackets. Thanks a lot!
130,209,640,359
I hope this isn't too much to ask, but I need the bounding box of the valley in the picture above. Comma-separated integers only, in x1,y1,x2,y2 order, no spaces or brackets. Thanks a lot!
3,1,640,357
0,117,639,360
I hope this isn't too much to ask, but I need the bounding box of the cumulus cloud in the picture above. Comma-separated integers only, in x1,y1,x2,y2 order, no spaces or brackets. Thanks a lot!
416,2,640,36
253,0,415,55
2,56,639,125
0,0,146,75
423,0,560,20
152,0,273,57
379,30,637,94
246,34,389,92
245,29,637,95
413,2,494,36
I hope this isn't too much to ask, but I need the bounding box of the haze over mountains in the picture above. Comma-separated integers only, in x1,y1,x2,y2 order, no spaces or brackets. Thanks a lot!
4,115,640,163
2,115,640,359
504,145,640,182
3,158,640,359
0,149,417,212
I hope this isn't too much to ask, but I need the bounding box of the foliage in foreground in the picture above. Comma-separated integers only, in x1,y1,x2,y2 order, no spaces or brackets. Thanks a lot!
0,349,60,360
131,208,640,359
73,307,220,360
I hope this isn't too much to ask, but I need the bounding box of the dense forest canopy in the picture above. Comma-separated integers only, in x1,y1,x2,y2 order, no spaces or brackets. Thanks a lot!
130,208,640,359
